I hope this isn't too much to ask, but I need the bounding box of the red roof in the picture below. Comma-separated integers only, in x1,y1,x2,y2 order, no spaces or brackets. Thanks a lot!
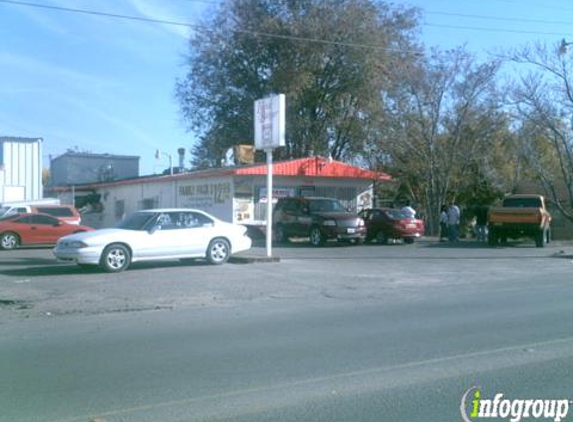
233,157,392,181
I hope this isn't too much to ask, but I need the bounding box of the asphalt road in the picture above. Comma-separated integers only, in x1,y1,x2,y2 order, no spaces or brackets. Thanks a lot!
1,240,573,421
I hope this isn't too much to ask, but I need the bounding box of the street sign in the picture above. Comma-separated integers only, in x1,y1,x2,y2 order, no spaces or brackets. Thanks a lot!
254,94,285,150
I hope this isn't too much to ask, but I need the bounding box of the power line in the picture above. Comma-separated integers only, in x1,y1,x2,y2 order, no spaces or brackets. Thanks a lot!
426,11,573,27
0,0,422,53
2,0,571,46
424,22,572,37
481,0,573,13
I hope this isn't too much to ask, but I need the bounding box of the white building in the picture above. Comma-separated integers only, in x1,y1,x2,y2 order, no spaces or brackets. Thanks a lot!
50,157,393,229
0,137,43,203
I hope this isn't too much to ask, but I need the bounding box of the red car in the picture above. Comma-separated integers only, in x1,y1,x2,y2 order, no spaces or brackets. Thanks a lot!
359,208,425,244
0,213,93,250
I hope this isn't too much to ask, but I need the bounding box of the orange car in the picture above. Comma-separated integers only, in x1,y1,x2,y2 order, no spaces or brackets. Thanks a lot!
0,213,93,250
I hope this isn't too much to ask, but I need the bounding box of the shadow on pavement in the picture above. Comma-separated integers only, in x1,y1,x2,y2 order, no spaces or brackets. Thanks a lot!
0,257,65,266
0,258,213,277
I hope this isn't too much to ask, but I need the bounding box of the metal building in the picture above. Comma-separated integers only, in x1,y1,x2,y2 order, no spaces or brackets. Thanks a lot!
0,137,43,203
50,152,140,187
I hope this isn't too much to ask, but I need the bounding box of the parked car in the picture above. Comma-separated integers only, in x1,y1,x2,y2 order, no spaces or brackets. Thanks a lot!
30,205,82,225
0,213,93,250
359,208,425,244
273,197,366,246
53,209,252,272
1,204,81,225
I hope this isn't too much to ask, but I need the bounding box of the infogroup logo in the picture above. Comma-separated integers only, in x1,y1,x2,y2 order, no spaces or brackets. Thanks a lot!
460,387,571,422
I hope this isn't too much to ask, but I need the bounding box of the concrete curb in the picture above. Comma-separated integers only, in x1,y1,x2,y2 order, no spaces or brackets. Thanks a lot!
229,255,281,264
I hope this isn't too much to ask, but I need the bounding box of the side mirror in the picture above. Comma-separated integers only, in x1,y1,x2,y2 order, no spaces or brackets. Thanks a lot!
148,225,160,234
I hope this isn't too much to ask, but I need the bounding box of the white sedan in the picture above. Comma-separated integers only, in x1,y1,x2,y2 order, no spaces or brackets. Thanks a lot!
53,209,252,272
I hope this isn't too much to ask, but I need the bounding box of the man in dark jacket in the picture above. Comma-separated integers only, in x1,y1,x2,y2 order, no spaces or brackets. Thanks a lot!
475,205,489,242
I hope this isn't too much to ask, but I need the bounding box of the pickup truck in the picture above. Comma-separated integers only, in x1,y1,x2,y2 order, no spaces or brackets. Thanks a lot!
488,194,552,247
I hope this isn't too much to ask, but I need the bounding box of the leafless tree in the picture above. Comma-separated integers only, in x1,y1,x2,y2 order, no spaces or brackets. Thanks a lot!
510,42,573,222
370,47,507,233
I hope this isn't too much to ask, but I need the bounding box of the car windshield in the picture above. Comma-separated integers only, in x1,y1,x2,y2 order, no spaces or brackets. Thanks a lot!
385,209,409,220
307,199,346,212
502,197,542,208
116,212,156,230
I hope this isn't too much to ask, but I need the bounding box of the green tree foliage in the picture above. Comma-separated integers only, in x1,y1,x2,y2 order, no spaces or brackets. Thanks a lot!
367,48,511,233
176,0,420,168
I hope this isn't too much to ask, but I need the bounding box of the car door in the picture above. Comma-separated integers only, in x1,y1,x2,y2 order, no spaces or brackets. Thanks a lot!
28,214,68,244
371,210,388,236
137,212,180,258
279,199,299,235
9,216,35,244
294,200,313,236
141,211,213,258
175,211,215,256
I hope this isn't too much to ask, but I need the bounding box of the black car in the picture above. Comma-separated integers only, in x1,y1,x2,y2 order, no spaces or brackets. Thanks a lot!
272,197,366,246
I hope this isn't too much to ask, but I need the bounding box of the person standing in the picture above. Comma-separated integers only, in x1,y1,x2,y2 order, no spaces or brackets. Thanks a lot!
447,203,460,242
401,201,416,218
439,205,448,242
475,205,489,242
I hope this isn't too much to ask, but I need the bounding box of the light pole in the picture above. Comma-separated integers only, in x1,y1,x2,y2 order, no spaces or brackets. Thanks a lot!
559,39,573,54
155,149,173,176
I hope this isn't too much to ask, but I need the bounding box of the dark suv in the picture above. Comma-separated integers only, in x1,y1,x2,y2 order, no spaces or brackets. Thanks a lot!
273,197,366,246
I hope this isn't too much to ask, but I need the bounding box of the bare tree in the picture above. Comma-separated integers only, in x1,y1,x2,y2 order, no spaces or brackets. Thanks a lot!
370,47,507,233
510,42,573,222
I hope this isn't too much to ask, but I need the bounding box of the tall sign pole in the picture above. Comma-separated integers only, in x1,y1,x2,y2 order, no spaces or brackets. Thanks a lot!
254,94,285,257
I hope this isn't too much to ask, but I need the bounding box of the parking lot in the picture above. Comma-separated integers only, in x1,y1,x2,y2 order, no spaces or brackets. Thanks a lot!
1,238,571,322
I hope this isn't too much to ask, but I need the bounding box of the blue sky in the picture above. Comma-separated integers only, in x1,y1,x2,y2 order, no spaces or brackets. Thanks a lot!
1,0,573,175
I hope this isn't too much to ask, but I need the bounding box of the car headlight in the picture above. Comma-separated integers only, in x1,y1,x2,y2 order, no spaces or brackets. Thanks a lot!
67,241,88,248
322,219,336,226
357,218,365,227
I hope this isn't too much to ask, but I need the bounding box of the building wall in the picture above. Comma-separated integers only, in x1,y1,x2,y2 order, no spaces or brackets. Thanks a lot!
234,175,374,224
57,174,376,229
50,153,139,186
77,176,233,228
0,138,42,203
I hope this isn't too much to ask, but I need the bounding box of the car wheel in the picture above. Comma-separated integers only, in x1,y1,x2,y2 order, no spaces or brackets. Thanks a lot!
0,232,19,250
375,231,388,245
404,238,415,244
206,238,230,265
309,227,325,246
100,244,131,272
274,224,289,244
